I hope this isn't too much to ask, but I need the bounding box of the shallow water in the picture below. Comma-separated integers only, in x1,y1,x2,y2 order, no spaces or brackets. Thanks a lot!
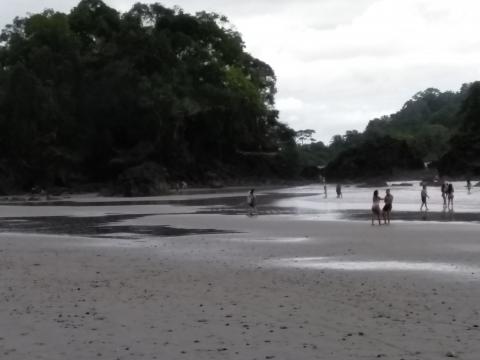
271,181,480,221
0,181,478,239
267,257,479,275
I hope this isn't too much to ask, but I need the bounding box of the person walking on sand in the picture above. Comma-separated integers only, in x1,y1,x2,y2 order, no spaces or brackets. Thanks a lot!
441,181,448,207
467,179,472,194
383,189,393,224
420,185,429,211
371,190,383,225
447,183,454,210
323,178,327,198
246,189,257,216
336,184,342,198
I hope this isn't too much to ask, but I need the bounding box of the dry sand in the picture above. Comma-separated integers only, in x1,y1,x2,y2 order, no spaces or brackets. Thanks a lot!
1,193,480,360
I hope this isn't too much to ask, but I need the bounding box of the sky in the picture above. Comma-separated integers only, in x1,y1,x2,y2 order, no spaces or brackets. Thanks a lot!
2,0,480,143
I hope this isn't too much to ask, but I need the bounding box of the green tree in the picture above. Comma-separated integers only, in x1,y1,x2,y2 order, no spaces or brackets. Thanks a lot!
438,81,480,175
0,1,298,192
295,129,316,145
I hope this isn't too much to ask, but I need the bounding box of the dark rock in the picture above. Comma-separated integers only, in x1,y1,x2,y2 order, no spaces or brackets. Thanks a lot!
0,174,16,196
420,177,440,186
205,171,224,188
357,181,389,188
325,136,424,180
115,162,169,197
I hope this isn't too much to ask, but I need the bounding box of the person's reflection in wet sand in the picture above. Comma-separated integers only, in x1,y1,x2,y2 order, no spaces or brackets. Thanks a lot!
421,211,428,221
440,206,455,221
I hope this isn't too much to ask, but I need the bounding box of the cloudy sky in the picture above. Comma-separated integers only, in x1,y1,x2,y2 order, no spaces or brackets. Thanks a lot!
2,0,480,143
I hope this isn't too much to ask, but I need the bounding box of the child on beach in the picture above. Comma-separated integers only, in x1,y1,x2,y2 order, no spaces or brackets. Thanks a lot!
247,189,257,216
371,190,383,225
382,189,393,224
420,185,429,211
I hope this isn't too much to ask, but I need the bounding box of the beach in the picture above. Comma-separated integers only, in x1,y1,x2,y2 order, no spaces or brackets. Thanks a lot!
1,185,480,359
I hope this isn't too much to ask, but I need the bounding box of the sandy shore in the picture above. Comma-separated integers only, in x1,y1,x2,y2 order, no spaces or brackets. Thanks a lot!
1,192,480,359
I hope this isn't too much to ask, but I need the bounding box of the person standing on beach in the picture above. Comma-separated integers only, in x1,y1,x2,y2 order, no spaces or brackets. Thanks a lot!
322,177,327,198
447,183,454,210
336,184,342,198
371,190,383,225
383,189,393,224
247,189,257,216
420,185,429,211
467,179,472,194
441,181,448,207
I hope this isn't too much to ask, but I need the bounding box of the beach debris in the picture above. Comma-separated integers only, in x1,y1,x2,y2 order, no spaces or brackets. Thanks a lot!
445,351,457,357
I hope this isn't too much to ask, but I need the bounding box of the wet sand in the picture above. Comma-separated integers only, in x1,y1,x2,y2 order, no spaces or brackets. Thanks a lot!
1,191,480,359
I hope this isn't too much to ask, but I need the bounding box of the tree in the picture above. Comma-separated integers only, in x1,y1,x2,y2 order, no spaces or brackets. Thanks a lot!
0,1,298,192
295,129,316,145
438,81,480,175
325,136,424,180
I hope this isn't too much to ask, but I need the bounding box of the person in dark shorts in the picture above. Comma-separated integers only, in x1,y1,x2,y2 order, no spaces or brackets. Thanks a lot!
447,183,454,210
371,190,383,225
336,184,342,198
441,181,447,207
246,189,257,216
420,185,429,211
382,189,393,224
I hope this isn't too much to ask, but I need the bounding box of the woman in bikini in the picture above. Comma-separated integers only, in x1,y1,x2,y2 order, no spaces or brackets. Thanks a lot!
371,190,383,225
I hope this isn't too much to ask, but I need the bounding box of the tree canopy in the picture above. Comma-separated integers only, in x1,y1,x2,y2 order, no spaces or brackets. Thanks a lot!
296,84,474,180
324,136,424,180
437,81,480,175
0,0,297,192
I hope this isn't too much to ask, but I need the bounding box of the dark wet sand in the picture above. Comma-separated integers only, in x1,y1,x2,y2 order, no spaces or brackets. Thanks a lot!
345,209,480,223
0,214,236,239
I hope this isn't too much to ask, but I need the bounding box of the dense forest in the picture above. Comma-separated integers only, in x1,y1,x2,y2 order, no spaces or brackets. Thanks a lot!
1,0,478,195
437,82,480,176
298,83,480,180
0,0,298,194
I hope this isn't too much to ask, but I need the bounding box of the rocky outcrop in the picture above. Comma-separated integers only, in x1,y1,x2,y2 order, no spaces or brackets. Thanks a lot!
114,162,169,197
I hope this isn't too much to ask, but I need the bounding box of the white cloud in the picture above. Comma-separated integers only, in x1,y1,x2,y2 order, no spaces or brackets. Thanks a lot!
276,97,305,112
234,0,480,141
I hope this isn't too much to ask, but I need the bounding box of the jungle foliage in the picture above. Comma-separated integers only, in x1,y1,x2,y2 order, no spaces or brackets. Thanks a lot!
0,0,297,192
298,84,476,180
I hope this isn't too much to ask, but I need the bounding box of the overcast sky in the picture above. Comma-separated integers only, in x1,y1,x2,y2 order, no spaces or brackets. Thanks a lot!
2,0,480,143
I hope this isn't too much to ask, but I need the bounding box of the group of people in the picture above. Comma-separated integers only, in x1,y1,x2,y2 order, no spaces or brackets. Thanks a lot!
440,181,455,210
371,189,394,225
371,181,460,225
248,180,471,221
419,182,454,211
322,177,343,199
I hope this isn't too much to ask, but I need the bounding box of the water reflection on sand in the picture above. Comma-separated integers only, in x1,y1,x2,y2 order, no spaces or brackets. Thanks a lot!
267,257,479,275
273,181,480,216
